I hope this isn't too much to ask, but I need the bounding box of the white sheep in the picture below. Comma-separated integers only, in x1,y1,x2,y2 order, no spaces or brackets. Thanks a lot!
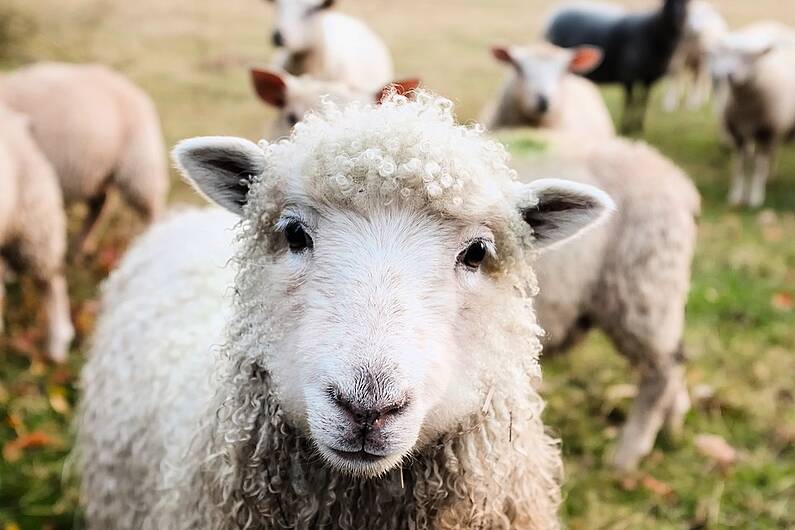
77,92,616,530
481,43,615,139
512,131,700,471
0,105,73,362
663,0,728,112
250,67,419,138
0,62,169,254
267,0,394,93
709,24,795,207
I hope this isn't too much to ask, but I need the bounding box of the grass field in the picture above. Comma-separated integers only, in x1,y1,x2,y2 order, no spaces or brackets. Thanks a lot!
1,0,793,528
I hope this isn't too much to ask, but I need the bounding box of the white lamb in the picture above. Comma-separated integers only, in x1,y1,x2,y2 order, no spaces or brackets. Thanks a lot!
0,105,73,362
663,0,728,111
77,92,615,529
511,131,700,471
250,67,419,138
266,0,394,93
0,62,169,254
709,23,795,207
482,43,615,139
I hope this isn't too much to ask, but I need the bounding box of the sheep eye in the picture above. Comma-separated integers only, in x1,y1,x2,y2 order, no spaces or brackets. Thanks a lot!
458,240,488,270
286,112,299,126
284,221,313,252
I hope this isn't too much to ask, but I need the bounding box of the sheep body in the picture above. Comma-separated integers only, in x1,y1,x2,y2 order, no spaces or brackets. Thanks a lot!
483,43,614,138
77,93,618,530
272,8,393,92
512,131,699,470
0,105,73,360
545,0,688,132
0,62,168,250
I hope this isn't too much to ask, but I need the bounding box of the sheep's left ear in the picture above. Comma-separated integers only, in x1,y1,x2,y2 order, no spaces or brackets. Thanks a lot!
172,136,267,216
375,78,421,103
518,178,615,250
568,46,603,74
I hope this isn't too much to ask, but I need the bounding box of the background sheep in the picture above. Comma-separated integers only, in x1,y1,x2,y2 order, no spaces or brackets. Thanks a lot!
266,0,394,92
482,43,614,138
545,0,689,133
514,132,700,470
663,0,728,112
0,62,168,255
77,93,615,529
709,26,795,207
250,67,419,138
0,105,73,362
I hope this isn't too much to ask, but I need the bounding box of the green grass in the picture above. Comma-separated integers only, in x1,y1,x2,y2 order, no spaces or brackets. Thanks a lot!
1,1,794,528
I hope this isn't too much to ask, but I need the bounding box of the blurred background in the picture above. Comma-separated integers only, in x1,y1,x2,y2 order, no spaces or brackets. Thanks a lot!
0,0,793,528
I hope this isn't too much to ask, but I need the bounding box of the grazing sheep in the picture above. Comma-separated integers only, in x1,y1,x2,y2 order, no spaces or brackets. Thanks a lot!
663,0,728,111
250,67,419,138
545,0,689,133
0,105,73,362
482,43,615,138
0,62,168,254
710,25,795,207
512,131,699,471
77,92,616,529
266,0,394,92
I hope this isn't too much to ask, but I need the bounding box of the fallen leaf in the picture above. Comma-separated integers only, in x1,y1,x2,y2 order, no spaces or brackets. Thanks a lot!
695,434,738,468
641,474,675,498
73,299,99,338
49,386,71,415
3,432,57,463
771,292,794,311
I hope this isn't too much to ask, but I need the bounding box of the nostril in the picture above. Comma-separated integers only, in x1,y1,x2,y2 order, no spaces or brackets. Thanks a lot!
328,387,410,430
272,30,284,47
537,94,549,113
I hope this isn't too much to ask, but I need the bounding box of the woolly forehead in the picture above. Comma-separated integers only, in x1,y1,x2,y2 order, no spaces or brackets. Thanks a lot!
249,93,518,227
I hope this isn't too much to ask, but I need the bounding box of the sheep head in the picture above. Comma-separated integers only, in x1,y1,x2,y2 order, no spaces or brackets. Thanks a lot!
492,43,603,120
174,92,613,478
267,0,334,52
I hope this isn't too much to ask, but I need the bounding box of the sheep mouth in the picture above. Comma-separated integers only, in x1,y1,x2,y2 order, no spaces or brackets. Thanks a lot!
328,448,387,463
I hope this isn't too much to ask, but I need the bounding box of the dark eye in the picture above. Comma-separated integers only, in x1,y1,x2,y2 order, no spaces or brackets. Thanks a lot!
284,221,313,252
458,240,488,270
286,112,299,126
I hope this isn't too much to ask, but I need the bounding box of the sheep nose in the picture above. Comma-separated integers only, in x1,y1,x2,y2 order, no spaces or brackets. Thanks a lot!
332,392,409,430
272,30,284,47
537,94,549,113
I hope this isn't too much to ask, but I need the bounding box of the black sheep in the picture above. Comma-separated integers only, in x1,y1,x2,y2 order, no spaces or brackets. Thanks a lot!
545,0,689,133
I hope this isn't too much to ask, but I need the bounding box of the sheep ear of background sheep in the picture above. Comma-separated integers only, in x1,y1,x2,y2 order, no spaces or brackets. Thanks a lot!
250,68,287,108
174,135,614,249
173,137,265,215
568,46,604,74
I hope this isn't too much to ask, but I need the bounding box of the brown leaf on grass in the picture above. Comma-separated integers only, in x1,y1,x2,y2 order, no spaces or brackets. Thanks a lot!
2,431,57,463
73,299,99,338
771,292,794,311
641,474,675,498
48,386,71,415
695,434,738,468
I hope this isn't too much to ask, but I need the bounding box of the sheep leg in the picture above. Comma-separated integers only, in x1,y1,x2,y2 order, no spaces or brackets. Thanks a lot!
688,63,710,109
728,143,752,206
747,143,776,208
620,83,636,134
73,189,110,257
41,273,74,363
612,361,684,471
663,76,683,113
0,259,5,334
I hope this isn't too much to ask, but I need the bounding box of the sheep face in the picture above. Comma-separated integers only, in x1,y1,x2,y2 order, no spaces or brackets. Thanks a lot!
267,0,333,52
174,94,613,478
492,44,603,120
709,38,773,87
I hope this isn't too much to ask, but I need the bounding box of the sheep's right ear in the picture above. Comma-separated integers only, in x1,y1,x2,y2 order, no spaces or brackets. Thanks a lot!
491,46,517,67
251,68,288,108
375,78,421,103
518,178,615,251
172,136,267,216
